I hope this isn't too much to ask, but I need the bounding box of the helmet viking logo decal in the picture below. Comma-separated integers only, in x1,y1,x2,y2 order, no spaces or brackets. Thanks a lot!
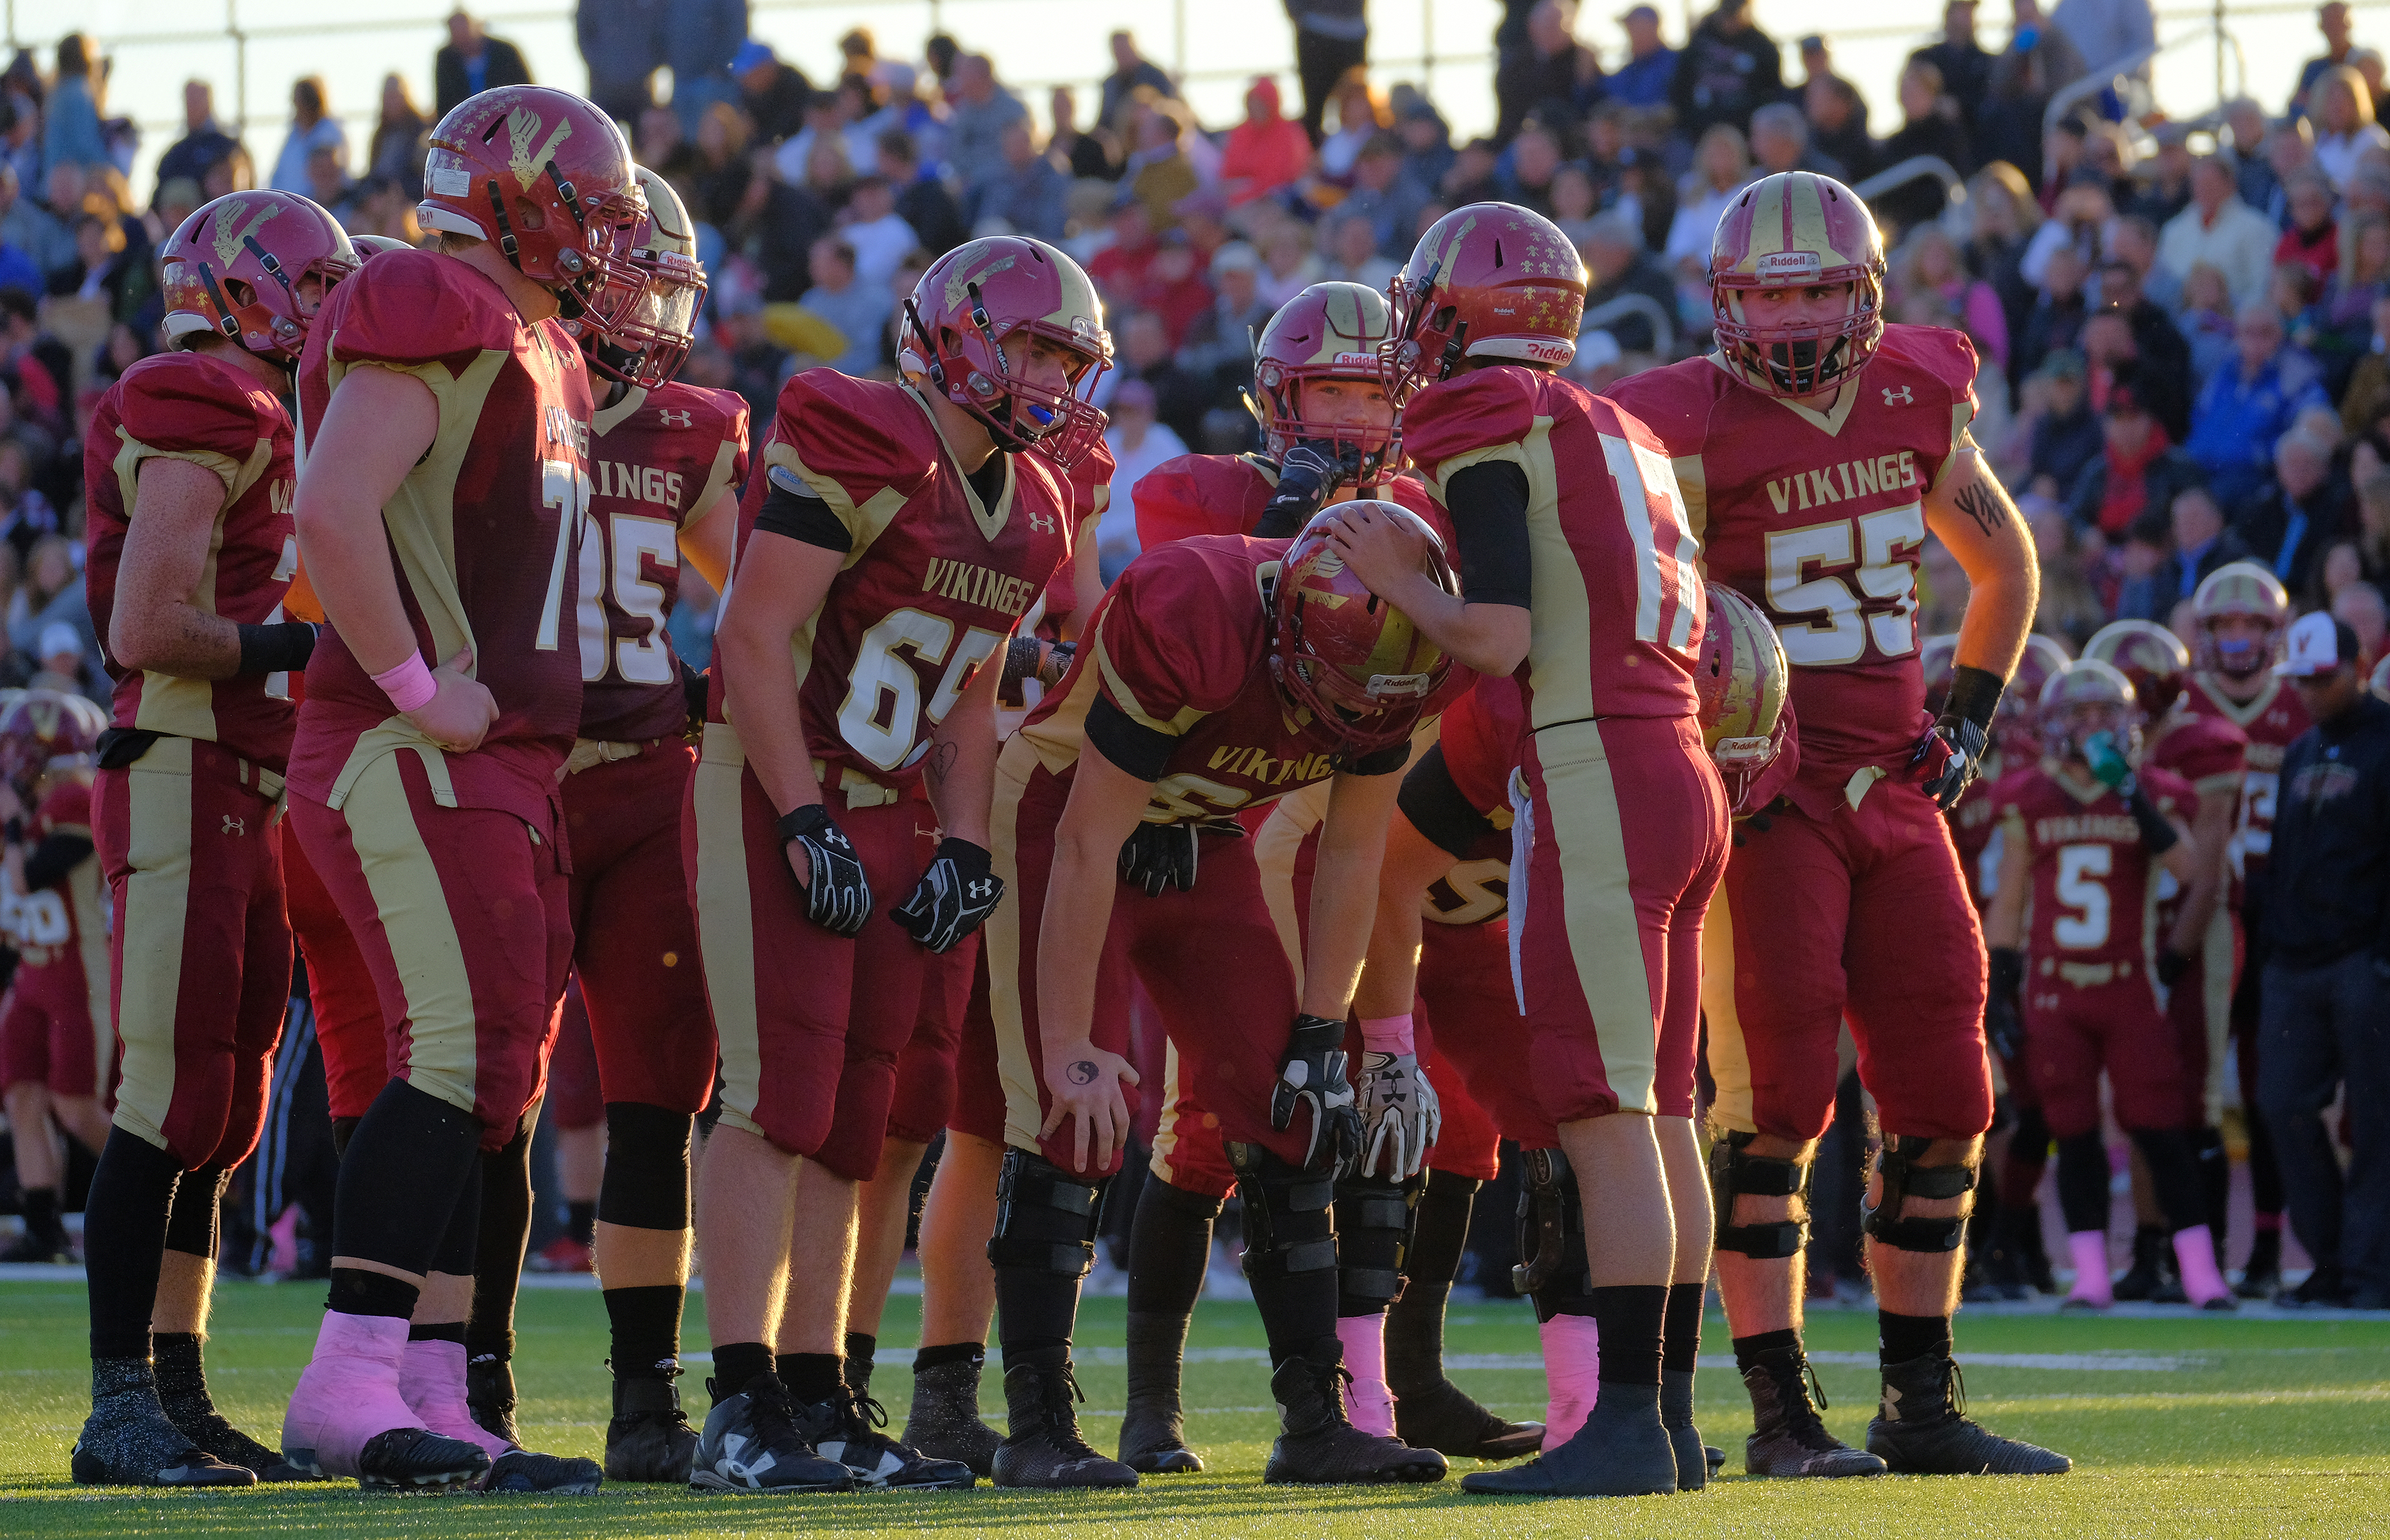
210,200,281,268
945,254,1018,309
508,107,574,191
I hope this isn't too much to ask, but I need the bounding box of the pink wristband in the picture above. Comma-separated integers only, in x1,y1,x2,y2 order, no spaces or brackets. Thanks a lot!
1359,1014,1415,1054
371,653,438,713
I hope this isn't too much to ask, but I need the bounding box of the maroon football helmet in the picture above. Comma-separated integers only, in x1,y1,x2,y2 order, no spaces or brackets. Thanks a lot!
1386,203,1587,397
2083,619,2193,717
1270,504,1466,753
159,191,358,366
899,236,1111,470
348,234,415,259
577,166,706,390
1999,632,2074,763
416,85,647,332
1709,171,1888,397
0,689,107,800
1696,583,1791,816
2040,658,2140,763
1250,282,1402,486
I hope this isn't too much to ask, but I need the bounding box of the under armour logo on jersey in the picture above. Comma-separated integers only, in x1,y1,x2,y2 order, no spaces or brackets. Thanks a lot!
221,815,246,837
658,408,692,427
1882,385,1915,406
1027,509,1057,534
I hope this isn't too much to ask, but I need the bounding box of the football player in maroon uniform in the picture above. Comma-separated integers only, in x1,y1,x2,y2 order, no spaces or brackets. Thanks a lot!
2177,563,2309,1299
1983,662,2229,1309
1331,203,1730,1498
69,191,352,1488
277,85,644,1494
1604,173,2062,1478
2083,620,2249,1291
685,235,1106,1494
981,513,1458,1489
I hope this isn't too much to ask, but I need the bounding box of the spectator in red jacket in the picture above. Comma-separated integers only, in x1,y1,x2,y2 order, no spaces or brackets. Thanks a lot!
1220,76,1313,207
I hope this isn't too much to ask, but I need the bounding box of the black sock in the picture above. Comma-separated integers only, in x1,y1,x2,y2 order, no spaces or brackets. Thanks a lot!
331,1078,483,1276
1124,1179,1219,1319
913,1341,983,1371
83,1128,184,1360
567,1199,597,1247
468,1122,532,1366
995,1265,1083,1367
1387,1171,1476,1395
1587,1285,1666,1386
604,1284,684,1379
1732,1327,1802,1374
22,1186,62,1242
151,1331,209,1417
842,1331,876,1387
327,1266,420,1319
712,1341,774,1401
777,1351,842,1403
407,1320,467,1344
1662,1281,1704,1374
1877,1310,1952,1370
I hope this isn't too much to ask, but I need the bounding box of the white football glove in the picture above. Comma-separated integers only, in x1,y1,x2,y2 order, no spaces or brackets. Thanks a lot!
1356,1050,1441,1179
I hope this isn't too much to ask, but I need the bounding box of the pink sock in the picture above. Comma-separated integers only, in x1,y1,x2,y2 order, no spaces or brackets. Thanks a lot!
1539,1314,1601,1450
1336,1314,1396,1437
2173,1225,2230,1303
280,1310,427,1479
397,1337,515,1460
2067,1231,2114,1306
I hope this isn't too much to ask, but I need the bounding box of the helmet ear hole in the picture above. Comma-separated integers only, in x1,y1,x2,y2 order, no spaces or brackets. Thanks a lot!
222,278,256,309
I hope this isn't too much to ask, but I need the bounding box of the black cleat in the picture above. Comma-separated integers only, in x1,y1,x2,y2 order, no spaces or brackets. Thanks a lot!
466,1358,521,1448
1392,1375,1543,1461
2112,1227,2181,1303
1461,1382,1676,1496
606,1375,700,1483
72,1381,257,1489
483,1449,604,1493
794,1385,975,1489
1,1229,73,1264
1867,1353,2070,1475
1741,1351,1886,1478
354,1427,493,1490
2235,1230,2283,1300
1263,1340,1446,1486
1705,1443,1725,1476
1118,1391,1205,1473
991,1351,1138,1489
166,1403,323,1482
1662,1367,1705,1491
902,1353,1004,1478
688,1374,854,1493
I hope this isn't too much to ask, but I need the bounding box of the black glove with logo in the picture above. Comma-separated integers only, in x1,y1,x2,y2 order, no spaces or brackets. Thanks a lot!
779,804,873,937
1986,945,2026,1063
1252,441,1360,538
1270,1013,1364,1173
892,837,1004,953
1913,663,2004,811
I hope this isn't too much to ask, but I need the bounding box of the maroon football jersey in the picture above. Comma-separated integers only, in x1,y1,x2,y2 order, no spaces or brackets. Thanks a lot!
84,351,298,769
1998,761,2196,971
1422,673,1525,927
2178,672,2309,886
1014,535,1406,823
289,248,595,821
576,381,747,742
1608,325,1981,816
1949,760,2019,908
1131,452,1452,549
1402,366,1703,732
6,781,108,1022
715,371,1073,795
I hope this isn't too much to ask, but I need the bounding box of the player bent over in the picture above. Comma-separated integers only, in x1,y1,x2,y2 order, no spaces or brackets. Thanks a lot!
70,193,352,1486
687,235,1105,1494
277,85,643,1493
987,517,1458,1488
1609,171,2066,1478
1330,202,1727,1498
1985,662,2228,1309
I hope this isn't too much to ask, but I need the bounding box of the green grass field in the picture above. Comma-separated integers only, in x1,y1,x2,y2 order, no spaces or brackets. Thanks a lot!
3,1279,2386,1537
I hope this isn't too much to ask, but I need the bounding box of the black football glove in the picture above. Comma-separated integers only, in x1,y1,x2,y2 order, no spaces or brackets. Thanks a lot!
779,804,873,937
1118,821,1199,897
1270,1013,1363,1174
2156,948,2192,988
1252,441,1358,538
892,837,1003,953
678,660,710,738
1986,945,2026,1063
1913,663,2004,811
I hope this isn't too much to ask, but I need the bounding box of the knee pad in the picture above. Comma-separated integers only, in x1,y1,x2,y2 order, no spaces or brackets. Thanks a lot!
1510,1147,1596,1321
1333,1172,1418,1313
987,1147,1107,1278
598,1102,694,1231
1709,1130,1812,1260
1861,1135,1977,1254
1227,1141,1338,1285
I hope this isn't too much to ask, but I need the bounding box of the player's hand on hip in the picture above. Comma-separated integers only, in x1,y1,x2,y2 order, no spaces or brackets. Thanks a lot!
1039,1037,1141,1174
1272,1013,1364,1174
404,648,499,754
779,803,873,936
891,837,1003,952
1357,1049,1441,1179
1322,502,1430,599
1911,717,1989,811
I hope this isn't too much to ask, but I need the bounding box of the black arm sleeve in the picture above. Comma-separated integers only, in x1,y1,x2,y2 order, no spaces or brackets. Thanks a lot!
236,620,318,676
1444,461,1533,609
2122,776,2181,855
1396,741,1495,857
1084,694,1178,782
23,834,93,891
755,466,853,554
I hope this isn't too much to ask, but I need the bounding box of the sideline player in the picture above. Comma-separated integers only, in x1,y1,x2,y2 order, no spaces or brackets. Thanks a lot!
2175,563,2308,1299
1983,661,2227,1309
549,167,742,1482
984,513,1459,1489
1331,202,1728,1498
1603,171,2063,1477
276,85,644,1493
71,192,352,1487
685,235,1106,1494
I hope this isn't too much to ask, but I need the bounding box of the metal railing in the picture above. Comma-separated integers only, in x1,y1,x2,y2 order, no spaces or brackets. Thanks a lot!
1854,154,1965,207
1582,293,1673,359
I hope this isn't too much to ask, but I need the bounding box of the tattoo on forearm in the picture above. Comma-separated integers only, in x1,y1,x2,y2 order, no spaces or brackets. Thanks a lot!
1067,1060,1098,1086
1952,481,2011,538
925,740,959,788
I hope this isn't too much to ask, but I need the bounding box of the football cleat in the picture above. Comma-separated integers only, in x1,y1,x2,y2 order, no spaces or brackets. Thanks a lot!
1662,1367,1706,1493
400,1338,600,1494
282,1312,488,1490
1263,1340,1447,1486
1460,1383,1677,1497
2112,1226,2183,1303
164,1403,321,1483
688,1374,854,1493
1867,1354,2070,1475
0,1229,74,1263
1118,1390,1205,1473
466,1356,524,1446
606,1374,701,1483
992,1351,1139,1489
1390,1376,1543,1461
2235,1230,2283,1299
1741,1353,1887,1478
72,1371,255,1489
483,1450,604,1494
901,1354,1005,1477
793,1385,975,1490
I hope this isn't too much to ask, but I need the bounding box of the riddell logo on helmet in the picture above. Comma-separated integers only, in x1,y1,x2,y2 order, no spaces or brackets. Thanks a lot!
1756,251,1823,282
1518,339,1572,363
1332,352,1377,368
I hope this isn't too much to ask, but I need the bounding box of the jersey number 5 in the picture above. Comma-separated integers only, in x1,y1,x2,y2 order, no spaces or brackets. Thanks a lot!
1764,503,1925,667
839,608,1005,771
2053,843,2113,950
576,513,679,685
